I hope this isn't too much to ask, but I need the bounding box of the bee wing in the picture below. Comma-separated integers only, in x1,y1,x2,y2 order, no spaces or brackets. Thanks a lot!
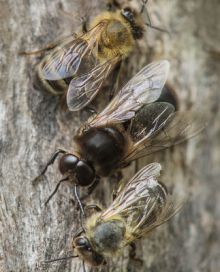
122,110,205,164
40,23,105,80
67,57,119,111
100,163,184,244
115,162,162,197
101,163,162,219
89,60,170,127
135,194,185,238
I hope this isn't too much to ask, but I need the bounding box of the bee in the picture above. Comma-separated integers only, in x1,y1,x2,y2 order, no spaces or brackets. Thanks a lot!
35,60,204,210
23,0,166,111
45,163,184,267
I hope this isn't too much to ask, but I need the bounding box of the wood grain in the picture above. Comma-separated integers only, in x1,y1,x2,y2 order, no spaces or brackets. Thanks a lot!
0,0,219,271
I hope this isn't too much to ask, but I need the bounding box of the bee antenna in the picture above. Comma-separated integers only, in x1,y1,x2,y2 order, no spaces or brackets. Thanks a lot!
140,0,170,35
145,22,170,35
44,177,69,206
44,254,78,263
140,0,149,14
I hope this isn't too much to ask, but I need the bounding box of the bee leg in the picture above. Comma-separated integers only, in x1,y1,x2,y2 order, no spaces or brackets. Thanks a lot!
129,242,137,258
112,190,117,200
84,105,97,115
79,176,100,202
20,34,77,56
32,149,67,185
129,242,143,266
73,177,100,216
111,171,123,200
44,176,69,206
84,204,102,217
19,41,60,56
85,204,102,212
88,176,100,195
134,160,139,177
74,185,88,231
81,18,88,34
75,203,102,217
108,61,122,101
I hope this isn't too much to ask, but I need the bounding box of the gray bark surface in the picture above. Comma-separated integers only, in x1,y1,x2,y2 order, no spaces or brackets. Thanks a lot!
0,0,219,272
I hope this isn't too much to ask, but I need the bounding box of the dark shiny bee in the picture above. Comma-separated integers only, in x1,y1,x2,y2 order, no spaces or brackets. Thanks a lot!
35,60,204,210
45,163,184,268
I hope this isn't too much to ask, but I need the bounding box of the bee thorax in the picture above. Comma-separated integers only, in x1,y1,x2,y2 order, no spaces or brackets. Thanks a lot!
75,126,127,176
92,220,125,253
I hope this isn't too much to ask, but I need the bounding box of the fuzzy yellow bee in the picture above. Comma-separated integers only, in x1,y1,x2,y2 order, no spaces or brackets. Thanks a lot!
45,163,184,269
25,1,149,111
72,163,183,267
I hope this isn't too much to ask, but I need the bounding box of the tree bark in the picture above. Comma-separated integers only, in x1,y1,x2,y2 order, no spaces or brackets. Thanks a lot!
0,0,219,272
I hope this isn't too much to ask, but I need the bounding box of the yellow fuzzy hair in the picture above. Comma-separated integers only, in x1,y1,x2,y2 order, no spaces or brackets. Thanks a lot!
88,11,135,62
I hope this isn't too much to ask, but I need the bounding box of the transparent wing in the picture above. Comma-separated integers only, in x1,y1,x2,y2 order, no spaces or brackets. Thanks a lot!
100,163,183,244
115,162,162,197
89,60,170,127
122,110,205,164
135,194,184,238
40,23,105,80
67,57,119,111
124,194,185,245
101,163,162,219
128,102,175,143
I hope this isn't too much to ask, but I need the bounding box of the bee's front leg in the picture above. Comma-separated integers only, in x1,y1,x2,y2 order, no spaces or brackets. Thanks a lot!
85,204,102,213
108,60,122,101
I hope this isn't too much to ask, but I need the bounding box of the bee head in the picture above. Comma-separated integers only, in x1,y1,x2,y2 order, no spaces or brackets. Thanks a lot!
59,154,95,187
121,7,144,40
121,7,136,23
73,236,106,266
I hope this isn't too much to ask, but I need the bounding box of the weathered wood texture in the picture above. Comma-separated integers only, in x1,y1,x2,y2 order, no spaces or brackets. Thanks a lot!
0,0,219,271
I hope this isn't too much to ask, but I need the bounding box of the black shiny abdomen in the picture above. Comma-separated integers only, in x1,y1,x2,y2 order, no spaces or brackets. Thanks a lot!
75,127,126,176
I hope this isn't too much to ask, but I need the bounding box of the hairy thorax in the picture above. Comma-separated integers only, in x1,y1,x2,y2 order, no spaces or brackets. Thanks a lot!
90,11,135,62
90,220,126,255
74,126,128,176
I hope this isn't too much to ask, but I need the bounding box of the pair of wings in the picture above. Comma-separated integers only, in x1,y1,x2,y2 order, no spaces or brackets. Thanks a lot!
100,163,184,245
88,60,205,165
39,22,120,110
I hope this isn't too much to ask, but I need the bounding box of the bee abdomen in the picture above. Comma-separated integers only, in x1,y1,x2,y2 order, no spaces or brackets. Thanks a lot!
157,83,179,111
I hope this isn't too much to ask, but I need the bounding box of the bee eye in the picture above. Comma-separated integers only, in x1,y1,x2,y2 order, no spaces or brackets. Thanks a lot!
75,161,95,186
121,7,134,22
124,7,132,13
59,154,78,174
75,237,92,250
76,237,88,247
